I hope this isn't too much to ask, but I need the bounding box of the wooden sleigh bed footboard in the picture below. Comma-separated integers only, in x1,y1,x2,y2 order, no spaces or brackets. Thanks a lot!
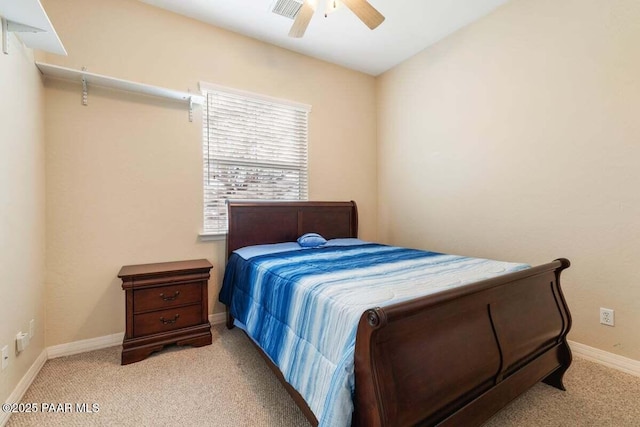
353,258,571,427
223,200,572,427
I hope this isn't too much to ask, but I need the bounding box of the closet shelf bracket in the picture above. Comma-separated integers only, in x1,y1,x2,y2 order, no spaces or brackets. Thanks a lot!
2,17,44,55
81,72,88,106
0,0,67,56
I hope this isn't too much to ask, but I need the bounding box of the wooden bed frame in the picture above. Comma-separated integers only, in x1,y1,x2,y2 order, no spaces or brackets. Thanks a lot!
223,200,572,427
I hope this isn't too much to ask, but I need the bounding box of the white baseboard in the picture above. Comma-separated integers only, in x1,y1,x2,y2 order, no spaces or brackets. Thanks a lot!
0,349,48,427
569,340,640,377
209,312,226,325
46,332,124,359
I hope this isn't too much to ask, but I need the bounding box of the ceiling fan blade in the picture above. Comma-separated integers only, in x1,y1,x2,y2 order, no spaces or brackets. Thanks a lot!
341,0,385,30
289,1,315,38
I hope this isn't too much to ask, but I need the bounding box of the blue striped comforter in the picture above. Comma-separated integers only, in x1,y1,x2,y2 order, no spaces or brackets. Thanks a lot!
220,243,528,426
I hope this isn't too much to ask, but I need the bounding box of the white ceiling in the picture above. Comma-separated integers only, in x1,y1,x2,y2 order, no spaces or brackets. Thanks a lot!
139,0,510,76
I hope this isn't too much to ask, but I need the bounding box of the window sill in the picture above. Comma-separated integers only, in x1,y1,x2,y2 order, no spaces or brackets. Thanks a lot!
198,232,227,242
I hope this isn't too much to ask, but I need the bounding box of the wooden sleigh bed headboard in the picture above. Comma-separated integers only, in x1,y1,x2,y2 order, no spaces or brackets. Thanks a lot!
226,200,358,259
222,200,572,427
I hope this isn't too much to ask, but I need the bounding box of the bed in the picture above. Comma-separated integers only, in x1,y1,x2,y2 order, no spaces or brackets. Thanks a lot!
220,200,572,427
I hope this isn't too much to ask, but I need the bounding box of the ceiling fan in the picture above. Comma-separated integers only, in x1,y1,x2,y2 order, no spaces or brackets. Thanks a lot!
289,0,385,38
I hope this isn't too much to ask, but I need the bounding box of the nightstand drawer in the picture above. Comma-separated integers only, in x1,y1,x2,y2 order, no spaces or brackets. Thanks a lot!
133,282,201,313
133,305,202,336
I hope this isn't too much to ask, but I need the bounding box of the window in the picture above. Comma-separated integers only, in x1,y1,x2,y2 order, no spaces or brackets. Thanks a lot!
200,83,310,235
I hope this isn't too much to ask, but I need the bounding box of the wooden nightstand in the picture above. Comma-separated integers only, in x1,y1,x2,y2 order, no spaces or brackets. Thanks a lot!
118,259,213,365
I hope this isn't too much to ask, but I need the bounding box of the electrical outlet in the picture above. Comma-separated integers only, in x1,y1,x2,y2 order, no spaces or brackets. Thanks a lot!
29,319,35,339
600,308,615,326
1,346,8,370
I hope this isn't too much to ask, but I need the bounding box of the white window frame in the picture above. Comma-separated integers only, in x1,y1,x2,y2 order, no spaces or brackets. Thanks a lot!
199,82,311,239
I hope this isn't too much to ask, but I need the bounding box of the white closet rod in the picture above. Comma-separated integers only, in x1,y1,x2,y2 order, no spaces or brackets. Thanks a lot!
35,62,204,122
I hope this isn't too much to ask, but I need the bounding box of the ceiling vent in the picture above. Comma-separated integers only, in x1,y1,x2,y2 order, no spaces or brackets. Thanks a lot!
272,0,303,20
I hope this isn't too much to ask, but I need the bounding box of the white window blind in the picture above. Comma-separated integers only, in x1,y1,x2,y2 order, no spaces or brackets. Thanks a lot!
201,83,310,234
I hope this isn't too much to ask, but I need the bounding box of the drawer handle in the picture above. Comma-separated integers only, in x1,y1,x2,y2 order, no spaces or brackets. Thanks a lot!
159,314,180,324
159,291,180,301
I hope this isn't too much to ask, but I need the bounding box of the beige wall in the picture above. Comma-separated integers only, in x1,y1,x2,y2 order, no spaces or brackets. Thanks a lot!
41,0,377,346
0,35,46,402
377,0,640,360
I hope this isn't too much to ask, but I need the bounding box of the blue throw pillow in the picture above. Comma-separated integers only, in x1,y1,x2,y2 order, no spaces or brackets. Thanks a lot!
297,233,327,248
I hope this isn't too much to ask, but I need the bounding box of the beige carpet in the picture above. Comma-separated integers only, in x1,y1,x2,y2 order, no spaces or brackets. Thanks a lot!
6,325,640,426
